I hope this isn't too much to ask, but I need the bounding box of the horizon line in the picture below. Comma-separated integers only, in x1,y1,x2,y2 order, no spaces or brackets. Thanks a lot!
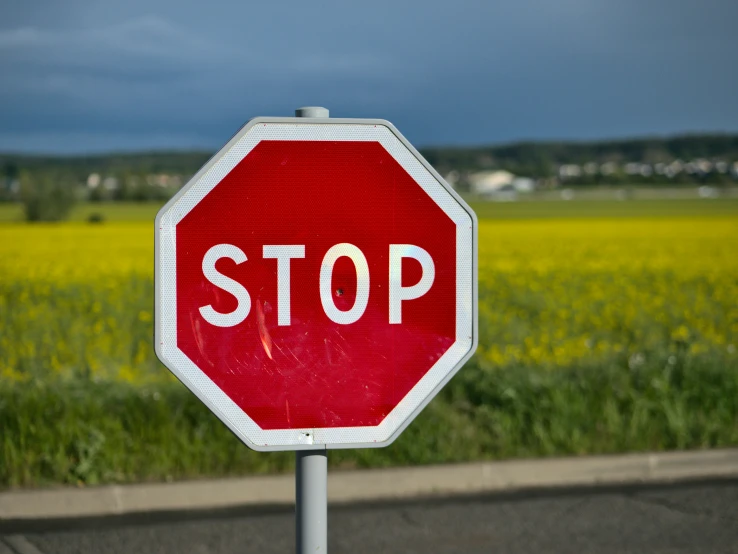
1,130,736,158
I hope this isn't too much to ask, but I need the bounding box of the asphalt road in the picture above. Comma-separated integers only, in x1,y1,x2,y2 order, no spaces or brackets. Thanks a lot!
2,479,738,554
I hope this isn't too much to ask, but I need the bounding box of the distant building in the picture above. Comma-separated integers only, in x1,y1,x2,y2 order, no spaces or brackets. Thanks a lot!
102,177,119,191
624,163,640,175
468,170,515,195
147,174,180,188
87,173,101,188
558,165,582,179
444,170,460,188
511,177,535,192
468,170,534,200
665,160,683,178
695,159,712,174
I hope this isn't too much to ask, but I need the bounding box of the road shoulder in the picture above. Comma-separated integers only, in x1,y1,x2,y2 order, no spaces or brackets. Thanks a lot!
2,448,737,521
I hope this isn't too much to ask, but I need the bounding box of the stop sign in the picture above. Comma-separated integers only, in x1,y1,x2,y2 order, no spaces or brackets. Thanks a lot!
155,116,477,450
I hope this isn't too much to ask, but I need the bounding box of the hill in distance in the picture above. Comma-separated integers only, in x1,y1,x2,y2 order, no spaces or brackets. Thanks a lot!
1,133,737,181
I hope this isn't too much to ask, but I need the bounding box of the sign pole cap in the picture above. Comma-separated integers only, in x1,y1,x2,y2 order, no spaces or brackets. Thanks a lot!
295,106,329,118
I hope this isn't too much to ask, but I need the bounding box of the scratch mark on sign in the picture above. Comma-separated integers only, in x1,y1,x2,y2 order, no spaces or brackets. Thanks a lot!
256,299,273,360
191,317,213,367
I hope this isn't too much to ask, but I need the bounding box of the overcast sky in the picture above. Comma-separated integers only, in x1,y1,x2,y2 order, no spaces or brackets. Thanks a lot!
1,0,736,153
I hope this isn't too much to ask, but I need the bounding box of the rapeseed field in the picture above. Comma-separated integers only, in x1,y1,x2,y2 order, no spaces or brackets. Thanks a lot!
0,224,156,384
477,217,738,371
1,217,736,384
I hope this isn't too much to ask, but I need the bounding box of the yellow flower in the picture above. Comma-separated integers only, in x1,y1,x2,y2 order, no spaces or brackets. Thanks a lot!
1,214,736,383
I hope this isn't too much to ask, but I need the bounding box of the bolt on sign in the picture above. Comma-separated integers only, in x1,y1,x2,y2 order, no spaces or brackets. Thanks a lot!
155,116,477,451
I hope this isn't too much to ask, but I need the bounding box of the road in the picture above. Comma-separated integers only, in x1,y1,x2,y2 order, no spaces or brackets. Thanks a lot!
2,479,738,554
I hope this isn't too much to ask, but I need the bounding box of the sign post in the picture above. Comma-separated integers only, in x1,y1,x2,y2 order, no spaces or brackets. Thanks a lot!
294,106,329,554
154,106,477,553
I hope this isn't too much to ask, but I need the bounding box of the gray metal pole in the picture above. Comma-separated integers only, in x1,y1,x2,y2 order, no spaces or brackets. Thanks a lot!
296,450,328,553
295,105,329,554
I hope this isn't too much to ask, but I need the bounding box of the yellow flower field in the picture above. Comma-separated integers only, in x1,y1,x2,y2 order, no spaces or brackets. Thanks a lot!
477,217,738,371
1,215,736,384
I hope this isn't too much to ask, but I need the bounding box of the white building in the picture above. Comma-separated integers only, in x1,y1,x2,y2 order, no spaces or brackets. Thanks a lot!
87,173,101,188
102,177,119,191
468,170,535,200
558,164,582,179
511,177,535,192
468,170,516,195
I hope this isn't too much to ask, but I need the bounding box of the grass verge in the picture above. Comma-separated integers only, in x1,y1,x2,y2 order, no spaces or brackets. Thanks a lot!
2,353,737,489
3,198,738,223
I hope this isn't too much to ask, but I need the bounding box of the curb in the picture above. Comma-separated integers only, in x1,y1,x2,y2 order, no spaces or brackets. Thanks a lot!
2,448,738,521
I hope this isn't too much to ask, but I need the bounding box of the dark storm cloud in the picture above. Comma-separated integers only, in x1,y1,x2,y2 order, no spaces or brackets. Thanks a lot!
0,0,736,152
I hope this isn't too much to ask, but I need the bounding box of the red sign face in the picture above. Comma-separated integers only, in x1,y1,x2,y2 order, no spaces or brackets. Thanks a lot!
156,119,476,450
177,140,455,430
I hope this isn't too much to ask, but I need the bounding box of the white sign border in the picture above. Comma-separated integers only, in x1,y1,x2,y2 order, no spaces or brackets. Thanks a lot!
155,117,478,451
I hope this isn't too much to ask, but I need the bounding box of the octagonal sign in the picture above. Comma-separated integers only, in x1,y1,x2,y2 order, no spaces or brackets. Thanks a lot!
155,117,477,451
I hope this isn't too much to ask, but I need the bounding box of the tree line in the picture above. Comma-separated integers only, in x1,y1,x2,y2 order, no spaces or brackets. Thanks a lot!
2,134,737,221
421,133,738,177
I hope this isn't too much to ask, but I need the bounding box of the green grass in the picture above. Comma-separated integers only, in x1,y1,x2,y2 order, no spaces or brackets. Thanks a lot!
3,198,738,224
3,353,737,488
468,198,738,220
0,202,163,223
